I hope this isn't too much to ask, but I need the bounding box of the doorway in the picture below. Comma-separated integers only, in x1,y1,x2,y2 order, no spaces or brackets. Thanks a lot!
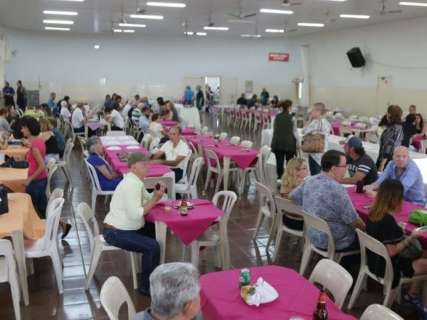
205,76,221,105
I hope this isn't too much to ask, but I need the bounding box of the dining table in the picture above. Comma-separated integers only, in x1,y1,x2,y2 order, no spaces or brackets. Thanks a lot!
200,265,355,320
3,144,29,161
0,167,28,192
100,135,139,147
146,199,224,264
348,188,427,248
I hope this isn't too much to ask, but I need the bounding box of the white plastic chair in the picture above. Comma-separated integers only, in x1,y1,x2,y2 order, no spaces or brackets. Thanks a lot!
299,213,359,276
46,158,59,199
240,140,253,149
252,182,276,241
348,229,427,309
309,259,353,309
229,136,241,145
219,132,228,140
76,203,139,290
175,157,204,199
270,197,304,262
190,191,237,269
360,304,404,320
204,149,223,193
143,175,176,200
141,133,153,149
56,138,74,193
24,198,65,294
256,146,271,184
84,160,115,212
100,276,136,320
201,126,209,134
0,238,21,320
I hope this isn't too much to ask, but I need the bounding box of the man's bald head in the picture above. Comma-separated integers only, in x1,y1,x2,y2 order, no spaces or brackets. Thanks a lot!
393,146,409,169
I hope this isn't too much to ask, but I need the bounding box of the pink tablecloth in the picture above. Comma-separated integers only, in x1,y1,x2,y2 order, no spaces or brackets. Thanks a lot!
411,134,425,151
146,199,223,245
348,188,427,248
332,122,341,135
87,121,102,131
181,128,197,136
201,266,355,320
209,144,258,169
160,120,178,127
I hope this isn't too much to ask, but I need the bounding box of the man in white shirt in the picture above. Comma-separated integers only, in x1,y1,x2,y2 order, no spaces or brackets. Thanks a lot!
105,106,125,130
71,103,86,134
103,152,165,295
152,126,191,182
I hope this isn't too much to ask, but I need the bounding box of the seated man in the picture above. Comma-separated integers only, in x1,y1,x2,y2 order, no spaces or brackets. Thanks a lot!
340,136,378,186
103,152,165,295
135,262,200,320
365,146,426,206
290,150,366,252
86,136,122,191
151,126,191,182
104,106,124,131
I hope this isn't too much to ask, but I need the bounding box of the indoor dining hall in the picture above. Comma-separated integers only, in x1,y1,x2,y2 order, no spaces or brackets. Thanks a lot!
2,0,427,319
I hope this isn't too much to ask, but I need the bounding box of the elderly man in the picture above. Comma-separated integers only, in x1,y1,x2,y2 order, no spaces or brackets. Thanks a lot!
103,152,165,295
290,150,365,252
340,136,378,186
151,126,191,182
134,262,200,320
365,146,426,206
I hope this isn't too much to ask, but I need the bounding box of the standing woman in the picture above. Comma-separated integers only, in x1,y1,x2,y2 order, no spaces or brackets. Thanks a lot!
303,102,331,175
2,81,15,107
271,100,297,178
21,116,48,217
377,105,403,171
16,80,27,111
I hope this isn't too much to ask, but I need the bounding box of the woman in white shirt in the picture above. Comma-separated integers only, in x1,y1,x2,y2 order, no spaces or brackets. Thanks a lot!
149,113,163,138
60,100,72,121
303,102,331,175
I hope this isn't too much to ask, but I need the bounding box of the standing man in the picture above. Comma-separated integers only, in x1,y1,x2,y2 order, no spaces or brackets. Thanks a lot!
195,85,204,110
47,92,56,111
2,81,15,107
260,88,270,106
16,80,27,111
103,153,164,295
184,86,194,106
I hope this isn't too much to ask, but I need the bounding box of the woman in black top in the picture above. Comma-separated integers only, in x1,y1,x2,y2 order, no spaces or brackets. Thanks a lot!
39,118,60,162
367,179,427,310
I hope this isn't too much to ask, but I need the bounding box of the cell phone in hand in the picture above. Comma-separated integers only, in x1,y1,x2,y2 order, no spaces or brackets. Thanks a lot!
155,183,167,193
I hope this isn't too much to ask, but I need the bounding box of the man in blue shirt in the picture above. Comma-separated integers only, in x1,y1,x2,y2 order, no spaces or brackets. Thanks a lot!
139,107,151,134
47,92,56,111
366,146,426,206
183,86,194,106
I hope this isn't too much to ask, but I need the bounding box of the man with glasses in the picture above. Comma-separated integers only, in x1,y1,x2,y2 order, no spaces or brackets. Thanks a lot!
290,150,366,254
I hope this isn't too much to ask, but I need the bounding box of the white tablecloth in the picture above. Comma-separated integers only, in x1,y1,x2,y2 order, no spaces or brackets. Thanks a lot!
178,107,201,129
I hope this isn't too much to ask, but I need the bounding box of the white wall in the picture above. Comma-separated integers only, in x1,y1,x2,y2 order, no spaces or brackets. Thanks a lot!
296,16,427,116
3,28,301,106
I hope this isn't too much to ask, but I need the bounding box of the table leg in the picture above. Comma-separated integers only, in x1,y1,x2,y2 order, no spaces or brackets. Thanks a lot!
11,231,29,305
223,156,230,191
155,222,167,264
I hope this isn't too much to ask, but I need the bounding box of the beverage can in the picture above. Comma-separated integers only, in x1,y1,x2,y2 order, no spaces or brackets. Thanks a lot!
239,268,251,288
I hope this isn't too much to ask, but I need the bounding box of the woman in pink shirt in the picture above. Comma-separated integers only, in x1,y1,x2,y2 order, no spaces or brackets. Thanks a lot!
21,116,48,218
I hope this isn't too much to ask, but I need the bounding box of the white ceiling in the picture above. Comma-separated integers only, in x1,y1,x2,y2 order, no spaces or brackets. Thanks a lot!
1,0,427,38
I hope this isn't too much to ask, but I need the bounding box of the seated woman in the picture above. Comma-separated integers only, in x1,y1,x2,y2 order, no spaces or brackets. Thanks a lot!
280,158,309,231
163,101,180,122
367,179,427,315
86,136,122,191
149,113,163,138
39,117,61,163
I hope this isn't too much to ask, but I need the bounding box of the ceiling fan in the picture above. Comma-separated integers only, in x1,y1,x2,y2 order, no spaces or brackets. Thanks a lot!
282,0,303,7
376,0,402,15
228,0,257,24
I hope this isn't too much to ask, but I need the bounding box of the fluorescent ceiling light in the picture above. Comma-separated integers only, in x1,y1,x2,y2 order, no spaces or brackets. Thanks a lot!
129,14,164,20
56,0,85,2
118,23,146,28
196,32,207,36
123,29,135,33
93,44,100,49
44,26,70,31
297,22,325,27
260,8,293,15
339,14,370,19
184,31,194,35
43,19,74,25
265,28,284,33
113,29,123,33
399,1,427,6
326,0,347,2
146,2,186,8
241,34,262,38
43,10,78,16
203,26,229,31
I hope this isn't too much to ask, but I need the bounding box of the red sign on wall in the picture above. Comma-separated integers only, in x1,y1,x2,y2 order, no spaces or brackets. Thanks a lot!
268,52,290,62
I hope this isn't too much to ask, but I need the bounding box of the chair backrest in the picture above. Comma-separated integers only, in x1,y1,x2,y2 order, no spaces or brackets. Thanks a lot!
0,237,17,283
63,138,74,163
141,133,153,149
219,132,228,140
188,157,204,187
149,137,161,152
202,126,209,134
240,140,253,148
205,149,221,172
212,191,237,222
77,202,100,253
230,136,240,145
309,259,353,309
256,146,271,184
143,175,175,200
41,198,65,251
46,158,59,199
356,229,394,284
100,276,136,320
360,304,404,320
303,213,336,259
47,188,64,216
274,196,305,220
106,130,125,137
255,181,276,218
187,141,199,157
85,160,103,192
180,151,193,181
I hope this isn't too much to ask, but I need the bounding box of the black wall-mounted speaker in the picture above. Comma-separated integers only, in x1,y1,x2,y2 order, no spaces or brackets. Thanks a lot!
346,47,366,68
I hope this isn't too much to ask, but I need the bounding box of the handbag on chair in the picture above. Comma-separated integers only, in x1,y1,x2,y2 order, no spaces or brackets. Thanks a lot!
0,185,9,215
301,133,325,153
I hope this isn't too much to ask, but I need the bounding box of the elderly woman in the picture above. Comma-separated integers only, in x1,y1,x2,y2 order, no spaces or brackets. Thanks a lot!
303,102,331,175
86,137,122,191
39,117,61,163
134,262,200,320
164,101,180,122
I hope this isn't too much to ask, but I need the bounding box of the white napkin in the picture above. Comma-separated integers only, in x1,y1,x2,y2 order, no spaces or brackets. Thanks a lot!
245,277,279,307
